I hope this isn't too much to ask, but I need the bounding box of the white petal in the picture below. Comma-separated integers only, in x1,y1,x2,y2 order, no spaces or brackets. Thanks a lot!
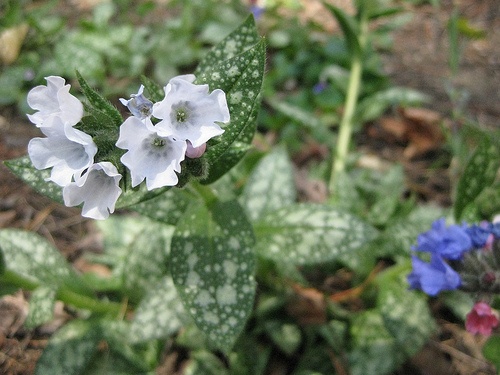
117,117,186,190
63,162,122,220
27,117,97,186
152,75,228,148
26,76,83,127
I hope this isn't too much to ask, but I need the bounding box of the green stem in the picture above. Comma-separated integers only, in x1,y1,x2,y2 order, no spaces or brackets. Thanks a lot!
329,13,368,194
1,270,123,315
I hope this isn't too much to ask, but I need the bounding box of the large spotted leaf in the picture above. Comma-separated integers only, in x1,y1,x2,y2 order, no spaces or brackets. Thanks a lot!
25,286,57,329
254,204,377,265
240,146,296,222
170,200,256,352
454,138,499,220
196,15,260,66
35,319,101,375
376,265,436,357
128,276,187,343
5,156,63,203
0,229,88,294
195,17,265,184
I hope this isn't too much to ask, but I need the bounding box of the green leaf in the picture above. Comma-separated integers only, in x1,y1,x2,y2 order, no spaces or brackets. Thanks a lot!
195,25,265,183
95,215,156,262
348,310,406,375
97,321,155,372
454,138,500,220
171,200,256,352
122,225,174,302
76,70,123,128
4,156,63,204
376,265,436,357
366,6,402,20
0,229,85,292
266,99,325,130
323,3,361,56
375,204,444,259
254,204,378,265
92,216,166,289
140,74,165,103
116,185,171,209
264,321,302,356
240,146,296,222
184,350,230,375
195,14,260,68
131,188,193,225
25,286,57,329
366,165,406,226
229,335,271,375
78,109,121,162
129,276,186,343
35,319,100,375
483,335,500,371
355,87,429,125
292,346,337,375
0,247,5,276
55,38,105,82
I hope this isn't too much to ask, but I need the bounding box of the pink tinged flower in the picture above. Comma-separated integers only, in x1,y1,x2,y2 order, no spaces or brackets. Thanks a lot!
27,76,83,127
116,116,187,190
63,162,122,220
185,141,206,158
27,116,97,186
152,74,228,148
465,302,499,336
119,85,153,120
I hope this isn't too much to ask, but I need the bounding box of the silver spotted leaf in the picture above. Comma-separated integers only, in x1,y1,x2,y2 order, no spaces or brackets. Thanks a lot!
25,286,57,329
170,200,256,352
376,265,436,357
240,146,296,222
129,276,187,344
0,229,87,294
254,204,377,265
194,16,265,184
35,319,100,375
5,156,62,203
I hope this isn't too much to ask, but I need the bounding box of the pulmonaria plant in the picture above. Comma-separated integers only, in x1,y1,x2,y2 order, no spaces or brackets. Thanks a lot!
25,73,229,219
4,15,266,366
408,218,500,336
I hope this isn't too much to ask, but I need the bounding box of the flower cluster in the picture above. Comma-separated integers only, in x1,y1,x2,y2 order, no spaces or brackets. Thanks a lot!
27,75,229,220
408,217,500,336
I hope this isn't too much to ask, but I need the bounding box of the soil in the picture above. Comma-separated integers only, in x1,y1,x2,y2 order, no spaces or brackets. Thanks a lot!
0,0,499,374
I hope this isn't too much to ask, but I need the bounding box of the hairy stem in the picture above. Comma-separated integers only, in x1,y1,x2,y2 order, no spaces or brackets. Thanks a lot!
1,270,123,315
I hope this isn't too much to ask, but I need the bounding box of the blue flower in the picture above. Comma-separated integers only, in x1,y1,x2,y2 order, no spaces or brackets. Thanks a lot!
119,85,153,120
413,218,472,259
491,223,500,239
407,255,461,296
250,5,265,20
466,223,493,248
313,82,327,94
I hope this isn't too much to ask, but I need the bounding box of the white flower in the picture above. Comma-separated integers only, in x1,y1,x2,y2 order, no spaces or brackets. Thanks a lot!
116,116,186,190
152,74,229,148
27,76,83,127
119,85,153,120
28,116,97,186
63,162,122,220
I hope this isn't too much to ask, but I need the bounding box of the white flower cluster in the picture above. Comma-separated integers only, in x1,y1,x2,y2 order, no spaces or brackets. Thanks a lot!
27,75,229,220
